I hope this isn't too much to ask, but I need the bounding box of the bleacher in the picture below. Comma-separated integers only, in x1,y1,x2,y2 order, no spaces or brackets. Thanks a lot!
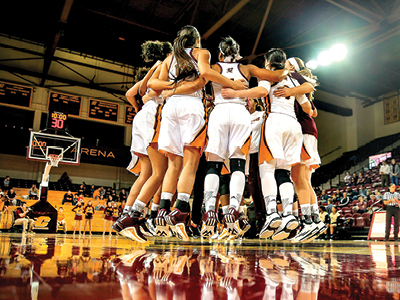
1,187,116,234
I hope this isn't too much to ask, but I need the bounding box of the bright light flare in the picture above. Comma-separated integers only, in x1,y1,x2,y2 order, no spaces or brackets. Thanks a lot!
306,60,318,70
318,50,333,66
330,44,347,61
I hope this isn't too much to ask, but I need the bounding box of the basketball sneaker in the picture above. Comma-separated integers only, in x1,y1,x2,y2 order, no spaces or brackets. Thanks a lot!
112,213,147,243
259,212,282,239
189,223,201,239
165,208,190,241
201,210,217,238
146,218,157,236
223,208,240,237
154,209,170,238
271,214,299,241
291,215,319,243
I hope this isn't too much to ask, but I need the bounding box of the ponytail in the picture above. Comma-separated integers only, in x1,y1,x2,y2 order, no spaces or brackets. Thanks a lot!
172,25,200,85
219,36,241,62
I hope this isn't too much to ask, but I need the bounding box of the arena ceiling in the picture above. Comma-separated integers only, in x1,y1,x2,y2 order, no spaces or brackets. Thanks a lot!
0,0,399,106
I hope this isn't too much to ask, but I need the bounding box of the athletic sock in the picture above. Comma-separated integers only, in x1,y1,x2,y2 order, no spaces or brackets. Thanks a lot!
159,192,173,210
264,196,277,214
229,171,245,210
131,200,146,215
175,193,191,212
204,173,219,212
123,205,132,215
150,202,159,218
310,203,319,215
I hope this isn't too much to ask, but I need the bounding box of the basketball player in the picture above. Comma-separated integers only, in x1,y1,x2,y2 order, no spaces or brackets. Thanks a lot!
276,57,326,243
201,37,290,239
147,25,249,241
222,49,312,240
112,41,205,243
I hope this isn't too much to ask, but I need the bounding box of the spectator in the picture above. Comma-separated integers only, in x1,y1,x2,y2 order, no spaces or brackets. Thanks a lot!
347,186,358,199
357,196,368,213
62,191,74,205
73,194,79,206
320,190,329,203
380,161,390,187
366,189,373,200
327,199,334,214
99,187,105,197
93,188,100,200
356,172,365,185
105,188,112,198
111,189,118,202
14,202,35,234
374,189,383,200
344,172,351,186
334,188,342,198
90,185,96,197
28,184,38,200
3,176,11,192
359,184,367,197
367,194,380,213
77,184,85,196
383,183,400,241
58,172,71,187
351,172,358,186
390,159,399,186
319,206,330,239
57,207,67,233
7,188,18,206
96,195,106,210
338,192,351,207
106,195,114,205
329,206,341,240
119,189,127,203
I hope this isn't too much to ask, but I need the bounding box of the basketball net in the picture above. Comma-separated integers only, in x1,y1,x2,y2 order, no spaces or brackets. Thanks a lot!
42,154,62,183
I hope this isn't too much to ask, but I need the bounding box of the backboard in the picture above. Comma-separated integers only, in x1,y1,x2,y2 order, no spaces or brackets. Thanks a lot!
27,131,81,165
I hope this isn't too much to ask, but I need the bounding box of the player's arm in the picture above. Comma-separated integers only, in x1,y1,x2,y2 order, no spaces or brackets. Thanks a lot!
147,56,175,90
221,86,268,98
125,81,141,113
197,50,247,90
247,64,288,82
296,95,312,116
273,82,314,98
138,61,162,96
162,76,208,99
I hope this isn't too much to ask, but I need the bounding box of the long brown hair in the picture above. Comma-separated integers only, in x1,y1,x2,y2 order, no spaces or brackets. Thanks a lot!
172,25,200,84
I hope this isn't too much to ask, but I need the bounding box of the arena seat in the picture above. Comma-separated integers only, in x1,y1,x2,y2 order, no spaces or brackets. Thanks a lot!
355,217,366,228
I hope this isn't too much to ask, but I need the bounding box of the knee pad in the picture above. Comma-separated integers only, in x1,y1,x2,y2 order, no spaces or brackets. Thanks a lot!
275,169,292,187
230,158,245,174
219,174,230,196
205,161,223,176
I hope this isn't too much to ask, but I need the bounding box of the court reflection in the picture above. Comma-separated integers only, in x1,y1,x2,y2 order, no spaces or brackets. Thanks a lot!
1,234,400,300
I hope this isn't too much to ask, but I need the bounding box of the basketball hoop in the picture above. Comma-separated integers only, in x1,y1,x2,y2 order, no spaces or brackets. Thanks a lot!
48,154,62,167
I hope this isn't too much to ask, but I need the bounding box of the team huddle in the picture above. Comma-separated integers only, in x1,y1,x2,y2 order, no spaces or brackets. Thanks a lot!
111,25,326,244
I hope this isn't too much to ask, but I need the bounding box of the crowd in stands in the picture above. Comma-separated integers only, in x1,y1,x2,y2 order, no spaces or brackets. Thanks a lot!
314,158,400,240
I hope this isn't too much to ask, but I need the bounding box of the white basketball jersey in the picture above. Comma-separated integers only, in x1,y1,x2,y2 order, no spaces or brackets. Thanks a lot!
258,76,308,119
168,48,203,99
212,62,248,105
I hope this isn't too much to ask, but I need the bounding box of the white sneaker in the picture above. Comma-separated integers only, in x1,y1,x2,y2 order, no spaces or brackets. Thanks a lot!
301,221,327,243
272,215,299,241
146,218,157,236
260,212,282,239
291,222,319,243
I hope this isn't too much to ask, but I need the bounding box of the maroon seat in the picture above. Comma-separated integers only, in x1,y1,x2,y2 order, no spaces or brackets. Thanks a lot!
344,213,353,218
353,213,361,218
352,200,359,205
361,212,371,219
355,217,366,228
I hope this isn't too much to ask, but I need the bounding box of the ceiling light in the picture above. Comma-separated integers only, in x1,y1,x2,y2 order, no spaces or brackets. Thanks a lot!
330,44,347,61
306,60,318,70
318,50,333,66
